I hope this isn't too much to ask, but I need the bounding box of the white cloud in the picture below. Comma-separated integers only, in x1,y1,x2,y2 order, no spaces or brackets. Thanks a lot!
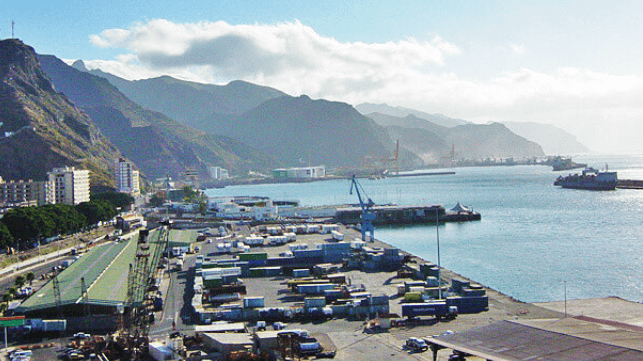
87,19,643,153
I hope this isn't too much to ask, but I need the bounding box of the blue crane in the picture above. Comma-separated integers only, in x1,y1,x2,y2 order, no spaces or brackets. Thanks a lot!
349,175,376,242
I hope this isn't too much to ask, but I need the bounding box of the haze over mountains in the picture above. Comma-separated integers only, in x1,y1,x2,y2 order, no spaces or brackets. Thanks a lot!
0,39,590,187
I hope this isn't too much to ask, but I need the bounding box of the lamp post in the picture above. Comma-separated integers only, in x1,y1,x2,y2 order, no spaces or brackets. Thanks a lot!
436,207,442,300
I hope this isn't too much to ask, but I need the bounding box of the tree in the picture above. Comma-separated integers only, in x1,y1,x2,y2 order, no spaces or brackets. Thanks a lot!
41,204,85,236
92,191,135,210
7,287,16,297
14,275,25,288
26,272,35,286
0,222,13,249
76,200,117,227
2,293,12,303
149,193,165,207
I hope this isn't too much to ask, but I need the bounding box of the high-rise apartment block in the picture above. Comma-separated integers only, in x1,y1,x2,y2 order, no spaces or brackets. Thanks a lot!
115,158,140,195
0,176,54,206
47,166,90,205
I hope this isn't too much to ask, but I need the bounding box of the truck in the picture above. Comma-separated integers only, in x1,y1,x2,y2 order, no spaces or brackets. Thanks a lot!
401,302,458,320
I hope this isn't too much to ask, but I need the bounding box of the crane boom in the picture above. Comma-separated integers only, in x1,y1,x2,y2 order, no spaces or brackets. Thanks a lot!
349,175,376,242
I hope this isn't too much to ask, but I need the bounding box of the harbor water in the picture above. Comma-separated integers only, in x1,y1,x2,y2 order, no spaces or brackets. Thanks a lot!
206,154,643,303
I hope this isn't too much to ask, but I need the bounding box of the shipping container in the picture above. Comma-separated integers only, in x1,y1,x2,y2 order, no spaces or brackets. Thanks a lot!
324,289,344,303
402,301,455,318
297,283,337,294
325,273,346,284
462,288,486,297
243,296,265,308
244,236,265,246
292,269,310,278
446,296,488,313
404,281,426,292
451,279,471,294
408,286,425,294
330,230,344,241
425,276,439,287
370,295,389,306
304,297,326,308
239,252,268,261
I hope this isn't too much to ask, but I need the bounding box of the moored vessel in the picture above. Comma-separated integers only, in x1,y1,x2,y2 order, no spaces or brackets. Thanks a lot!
554,167,617,190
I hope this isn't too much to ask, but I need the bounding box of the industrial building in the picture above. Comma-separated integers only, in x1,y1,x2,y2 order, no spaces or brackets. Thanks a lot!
272,166,326,179
12,228,167,332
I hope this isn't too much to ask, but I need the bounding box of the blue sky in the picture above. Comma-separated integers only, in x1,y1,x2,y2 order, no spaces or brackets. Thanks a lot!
3,1,643,153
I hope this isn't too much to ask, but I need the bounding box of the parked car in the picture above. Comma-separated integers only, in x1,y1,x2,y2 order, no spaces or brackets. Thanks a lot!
73,332,91,339
406,337,428,351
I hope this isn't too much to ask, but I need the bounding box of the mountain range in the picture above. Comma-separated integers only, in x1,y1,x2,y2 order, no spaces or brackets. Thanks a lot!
358,103,589,156
37,54,277,183
0,38,589,189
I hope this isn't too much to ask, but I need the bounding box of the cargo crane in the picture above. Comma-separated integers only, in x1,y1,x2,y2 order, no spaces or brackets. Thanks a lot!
349,175,375,242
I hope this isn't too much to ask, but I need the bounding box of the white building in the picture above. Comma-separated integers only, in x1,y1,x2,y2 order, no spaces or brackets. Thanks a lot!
115,158,140,195
272,166,326,179
209,166,230,180
47,166,90,205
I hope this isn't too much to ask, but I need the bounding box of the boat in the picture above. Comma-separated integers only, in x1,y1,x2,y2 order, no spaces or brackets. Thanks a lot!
550,156,587,171
554,167,617,190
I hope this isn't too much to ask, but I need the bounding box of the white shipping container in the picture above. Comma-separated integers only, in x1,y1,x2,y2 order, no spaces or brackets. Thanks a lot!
331,230,344,241
408,286,425,294
149,342,173,361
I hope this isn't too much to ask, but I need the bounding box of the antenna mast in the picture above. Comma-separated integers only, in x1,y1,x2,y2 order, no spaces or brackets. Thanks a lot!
11,21,15,38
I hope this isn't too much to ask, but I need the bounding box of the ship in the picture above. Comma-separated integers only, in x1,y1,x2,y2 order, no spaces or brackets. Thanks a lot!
554,167,618,191
550,156,587,171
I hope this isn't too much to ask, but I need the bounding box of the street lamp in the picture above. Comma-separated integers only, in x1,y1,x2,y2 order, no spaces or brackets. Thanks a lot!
436,207,442,300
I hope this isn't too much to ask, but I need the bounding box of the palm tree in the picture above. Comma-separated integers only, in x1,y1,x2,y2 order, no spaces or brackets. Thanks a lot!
2,293,12,303
15,275,25,288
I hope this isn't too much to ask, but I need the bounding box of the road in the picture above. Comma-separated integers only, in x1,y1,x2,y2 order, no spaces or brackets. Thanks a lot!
149,252,196,337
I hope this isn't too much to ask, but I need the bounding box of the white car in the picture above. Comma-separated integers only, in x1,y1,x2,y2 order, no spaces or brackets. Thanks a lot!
73,332,91,339
406,337,428,351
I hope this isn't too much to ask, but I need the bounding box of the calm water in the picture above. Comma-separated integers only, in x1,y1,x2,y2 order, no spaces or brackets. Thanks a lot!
206,154,643,303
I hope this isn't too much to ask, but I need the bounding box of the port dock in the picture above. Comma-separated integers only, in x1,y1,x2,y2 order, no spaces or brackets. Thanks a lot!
617,179,643,189
335,204,481,225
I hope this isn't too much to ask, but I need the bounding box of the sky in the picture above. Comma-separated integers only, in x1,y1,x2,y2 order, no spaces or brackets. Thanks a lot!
3,0,643,154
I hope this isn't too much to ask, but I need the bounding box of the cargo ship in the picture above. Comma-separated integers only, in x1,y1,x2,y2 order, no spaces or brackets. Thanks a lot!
554,167,618,191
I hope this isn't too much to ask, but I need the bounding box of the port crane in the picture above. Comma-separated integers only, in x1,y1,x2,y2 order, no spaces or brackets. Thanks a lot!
349,175,376,242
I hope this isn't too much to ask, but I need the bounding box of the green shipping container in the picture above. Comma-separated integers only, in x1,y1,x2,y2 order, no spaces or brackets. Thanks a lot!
204,277,223,288
239,252,268,261
249,268,266,277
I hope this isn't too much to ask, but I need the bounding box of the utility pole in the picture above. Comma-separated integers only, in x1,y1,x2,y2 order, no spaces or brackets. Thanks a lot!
11,21,14,38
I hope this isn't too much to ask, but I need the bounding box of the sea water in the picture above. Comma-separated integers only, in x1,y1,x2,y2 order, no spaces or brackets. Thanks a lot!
206,154,643,303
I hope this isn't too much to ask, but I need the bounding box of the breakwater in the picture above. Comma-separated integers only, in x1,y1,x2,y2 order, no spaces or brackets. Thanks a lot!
617,179,643,189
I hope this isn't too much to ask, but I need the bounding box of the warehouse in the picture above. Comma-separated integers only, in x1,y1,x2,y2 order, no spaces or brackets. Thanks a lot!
426,319,643,361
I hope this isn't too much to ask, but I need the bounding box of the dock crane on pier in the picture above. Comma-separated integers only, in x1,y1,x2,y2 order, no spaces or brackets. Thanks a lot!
350,175,376,242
